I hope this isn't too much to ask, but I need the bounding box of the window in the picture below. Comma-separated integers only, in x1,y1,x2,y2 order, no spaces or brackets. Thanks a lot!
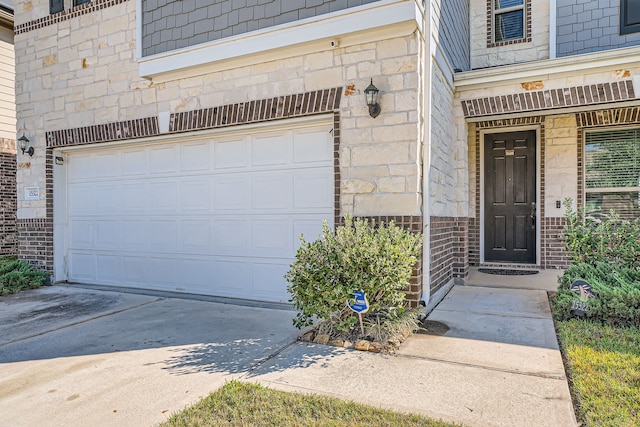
584,128,640,221
621,0,640,35
50,0,63,14
74,0,91,5
493,0,525,43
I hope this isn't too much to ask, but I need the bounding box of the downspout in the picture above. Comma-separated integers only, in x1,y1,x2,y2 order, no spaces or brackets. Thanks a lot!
420,1,432,308
549,0,557,59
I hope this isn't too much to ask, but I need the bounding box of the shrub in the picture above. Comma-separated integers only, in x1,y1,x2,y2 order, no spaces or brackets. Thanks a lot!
563,198,640,270
0,255,47,296
285,217,423,334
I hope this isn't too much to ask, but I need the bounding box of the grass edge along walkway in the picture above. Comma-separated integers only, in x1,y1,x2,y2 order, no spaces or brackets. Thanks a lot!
160,380,462,427
556,319,640,427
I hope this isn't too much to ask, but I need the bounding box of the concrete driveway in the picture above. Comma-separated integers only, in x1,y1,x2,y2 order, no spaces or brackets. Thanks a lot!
0,285,299,427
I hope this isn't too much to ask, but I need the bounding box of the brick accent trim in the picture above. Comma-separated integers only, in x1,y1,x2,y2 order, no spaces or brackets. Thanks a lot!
486,0,531,48
15,0,129,35
17,218,53,271
336,215,424,306
430,216,468,296
0,152,16,255
543,217,569,268
170,88,342,133
462,80,635,118
46,117,159,148
576,106,640,127
46,88,342,148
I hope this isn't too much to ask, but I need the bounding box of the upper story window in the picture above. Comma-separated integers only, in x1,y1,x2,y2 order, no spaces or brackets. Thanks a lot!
50,0,91,14
621,0,640,35
487,0,531,47
494,0,524,42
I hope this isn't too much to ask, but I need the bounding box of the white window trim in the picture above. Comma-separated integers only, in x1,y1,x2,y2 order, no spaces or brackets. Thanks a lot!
492,0,525,43
137,0,424,83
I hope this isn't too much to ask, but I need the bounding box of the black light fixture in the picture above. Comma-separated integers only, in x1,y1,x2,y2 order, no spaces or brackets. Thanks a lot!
364,78,380,118
18,133,34,156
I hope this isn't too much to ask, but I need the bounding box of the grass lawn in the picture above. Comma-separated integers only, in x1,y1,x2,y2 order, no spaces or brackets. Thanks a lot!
161,380,460,427
556,319,640,427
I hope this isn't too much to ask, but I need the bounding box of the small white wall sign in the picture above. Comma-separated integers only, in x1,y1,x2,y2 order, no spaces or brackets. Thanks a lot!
25,187,39,201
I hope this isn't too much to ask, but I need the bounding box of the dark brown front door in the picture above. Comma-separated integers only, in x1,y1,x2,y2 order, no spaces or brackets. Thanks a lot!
484,130,536,263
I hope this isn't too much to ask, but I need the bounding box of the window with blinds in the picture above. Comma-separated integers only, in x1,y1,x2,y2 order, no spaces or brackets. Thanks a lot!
584,128,640,221
494,0,525,42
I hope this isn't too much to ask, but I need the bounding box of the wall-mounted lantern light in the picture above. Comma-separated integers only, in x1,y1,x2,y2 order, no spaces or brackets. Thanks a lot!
18,133,34,156
364,78,380,118
18,133,34,157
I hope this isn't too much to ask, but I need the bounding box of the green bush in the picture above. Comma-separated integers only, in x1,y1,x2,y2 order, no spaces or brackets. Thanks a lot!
0,255,47,296
553,262,640,326
563,199,640,269
285,217,423,334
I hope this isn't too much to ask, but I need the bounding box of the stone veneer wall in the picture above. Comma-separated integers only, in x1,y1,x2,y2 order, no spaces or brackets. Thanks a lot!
0,138,16,255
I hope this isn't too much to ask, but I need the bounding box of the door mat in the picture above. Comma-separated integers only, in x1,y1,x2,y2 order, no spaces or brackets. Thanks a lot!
478,268,539,275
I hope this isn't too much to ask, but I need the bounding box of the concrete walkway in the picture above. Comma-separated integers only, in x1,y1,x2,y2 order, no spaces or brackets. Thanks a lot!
0,282,577,427
248,285,577,427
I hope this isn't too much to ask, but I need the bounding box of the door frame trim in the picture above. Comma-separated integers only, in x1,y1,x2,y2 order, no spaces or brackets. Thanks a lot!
479,125,541,265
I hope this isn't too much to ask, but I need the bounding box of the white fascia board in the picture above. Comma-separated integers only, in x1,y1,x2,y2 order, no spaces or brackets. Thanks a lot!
138,0,423,83
455,46,640,90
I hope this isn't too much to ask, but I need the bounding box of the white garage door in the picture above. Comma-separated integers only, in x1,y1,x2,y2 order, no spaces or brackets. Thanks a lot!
60,123,333,302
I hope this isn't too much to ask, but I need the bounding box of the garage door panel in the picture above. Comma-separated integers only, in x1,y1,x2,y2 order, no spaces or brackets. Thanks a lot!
293,172,333,209
63,123,333,303
122,220,146,250
122,148,148,176
69,220,93,248
180,220,211,251
252,262,290,301
68,184,96,214
96,254,119,282
211,259,252,295
214,138,247,169
214,177,248,210
181,141,210,172
252,219,291,256
147,258,178,285
180,180,211,211
68,153,97,181
179,259,213,288
293,129,332,164
95,220,119,249
122,183,148,213
147,220,178,251
150,145,178,174
94,152,120,178
252,175,291,210
95,184,120,212
150,181,178,211
122,256,147,284
213,219,248,251
252,133,290,166
69,252,95,281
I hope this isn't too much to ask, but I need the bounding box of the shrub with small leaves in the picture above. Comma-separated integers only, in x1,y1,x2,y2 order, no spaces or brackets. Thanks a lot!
285,217,423,333
0,255,47,296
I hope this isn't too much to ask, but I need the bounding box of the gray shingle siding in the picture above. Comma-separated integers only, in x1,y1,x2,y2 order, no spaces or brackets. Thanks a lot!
142,0,381,57
556,0,640,57
432,0,470,71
